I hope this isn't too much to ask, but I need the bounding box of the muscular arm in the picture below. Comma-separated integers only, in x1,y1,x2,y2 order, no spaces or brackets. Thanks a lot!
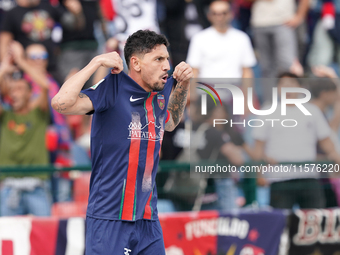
165,82,189,131
51,52,123,115
52,58,99,115
165,62,193,131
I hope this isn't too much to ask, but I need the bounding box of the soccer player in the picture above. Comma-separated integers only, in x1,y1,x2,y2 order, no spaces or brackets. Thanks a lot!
51,30,192,254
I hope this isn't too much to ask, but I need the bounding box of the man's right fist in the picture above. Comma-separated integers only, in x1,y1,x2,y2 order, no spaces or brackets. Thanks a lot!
97,52,123,74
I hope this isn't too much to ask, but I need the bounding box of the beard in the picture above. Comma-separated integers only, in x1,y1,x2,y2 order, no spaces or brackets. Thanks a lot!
152,81,165,92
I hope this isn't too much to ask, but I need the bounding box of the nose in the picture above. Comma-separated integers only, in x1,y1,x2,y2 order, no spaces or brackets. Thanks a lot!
163,60,170,72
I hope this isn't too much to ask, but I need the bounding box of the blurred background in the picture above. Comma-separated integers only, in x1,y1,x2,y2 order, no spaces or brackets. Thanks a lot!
1,0,340,254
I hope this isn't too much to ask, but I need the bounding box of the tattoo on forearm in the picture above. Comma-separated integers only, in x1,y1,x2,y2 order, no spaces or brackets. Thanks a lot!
78,93,88,98
165,116,175,131
167,83,189,128
55,97,67,113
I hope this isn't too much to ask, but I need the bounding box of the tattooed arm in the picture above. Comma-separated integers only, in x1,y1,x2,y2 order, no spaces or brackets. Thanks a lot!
51,52,123,115
165,62,193,131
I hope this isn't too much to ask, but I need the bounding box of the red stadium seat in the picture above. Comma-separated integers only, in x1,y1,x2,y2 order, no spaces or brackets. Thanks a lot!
51,202,87,217
73,172,91,203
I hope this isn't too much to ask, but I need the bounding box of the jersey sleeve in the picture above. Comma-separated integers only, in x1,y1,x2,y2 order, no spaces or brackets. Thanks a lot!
165,110,170,123
81,73,121,113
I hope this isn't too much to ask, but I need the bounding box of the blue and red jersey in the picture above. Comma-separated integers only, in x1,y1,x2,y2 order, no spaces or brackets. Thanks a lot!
82,72,173,221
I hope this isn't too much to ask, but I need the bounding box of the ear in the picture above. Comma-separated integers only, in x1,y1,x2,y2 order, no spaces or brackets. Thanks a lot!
130,56,141,72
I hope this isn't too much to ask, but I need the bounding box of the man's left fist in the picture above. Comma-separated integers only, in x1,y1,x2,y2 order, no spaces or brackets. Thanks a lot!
173,61,193,85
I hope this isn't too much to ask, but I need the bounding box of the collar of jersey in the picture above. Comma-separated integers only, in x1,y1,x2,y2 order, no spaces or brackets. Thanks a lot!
121,71,173,94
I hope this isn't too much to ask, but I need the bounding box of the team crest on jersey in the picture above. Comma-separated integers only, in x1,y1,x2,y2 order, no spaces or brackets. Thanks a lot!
157,94,165,110
90,79,105,90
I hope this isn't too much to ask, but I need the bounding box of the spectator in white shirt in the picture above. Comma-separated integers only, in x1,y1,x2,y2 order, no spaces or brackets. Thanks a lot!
252,73,340,209
186,0,256,79
250,0,309,101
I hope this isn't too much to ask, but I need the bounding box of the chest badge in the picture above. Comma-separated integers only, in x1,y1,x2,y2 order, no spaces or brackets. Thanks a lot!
157,94,165,110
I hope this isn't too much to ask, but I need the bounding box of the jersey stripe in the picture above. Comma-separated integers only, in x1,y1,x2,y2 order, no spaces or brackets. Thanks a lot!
118,179,126,219
133,186,137,221
142,92,157,219
121,114,142,220
143,190,153,219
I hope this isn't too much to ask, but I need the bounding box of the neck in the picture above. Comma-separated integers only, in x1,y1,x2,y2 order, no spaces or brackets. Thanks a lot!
128,71,152,92
213,25,229,34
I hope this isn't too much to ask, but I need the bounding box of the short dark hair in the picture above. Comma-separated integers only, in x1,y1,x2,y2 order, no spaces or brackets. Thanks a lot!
309,78,337,98
277,72,302,86
277,72,300,79
124,30,170,68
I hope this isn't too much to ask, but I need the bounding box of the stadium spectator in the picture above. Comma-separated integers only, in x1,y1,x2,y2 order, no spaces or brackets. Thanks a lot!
233,0,253,36
311,66,340,142
251,0,309,100
107,0,160,67
252,73,340,209
0,0,15,24
0,0,85,81
195,98,244,211
187,0,256,79
310,67,340,207
58,0,105,89
307,0,340,71
13,42,72,164
12,41,75,202
0,43,51,216
159,0,210,68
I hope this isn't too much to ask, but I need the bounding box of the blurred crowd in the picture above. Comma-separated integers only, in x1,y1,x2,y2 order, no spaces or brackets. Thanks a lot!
1,0,340,216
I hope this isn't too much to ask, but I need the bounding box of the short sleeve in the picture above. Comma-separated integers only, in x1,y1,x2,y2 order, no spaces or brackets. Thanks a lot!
81,73,121,113
165,110,170,123
186,34,202,69
241,34,257,68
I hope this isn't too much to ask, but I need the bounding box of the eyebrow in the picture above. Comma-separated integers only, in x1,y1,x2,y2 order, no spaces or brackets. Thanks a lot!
155,55,169,60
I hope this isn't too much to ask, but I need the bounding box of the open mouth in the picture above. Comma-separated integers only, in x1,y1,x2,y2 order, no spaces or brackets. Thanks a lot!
161,74,168,83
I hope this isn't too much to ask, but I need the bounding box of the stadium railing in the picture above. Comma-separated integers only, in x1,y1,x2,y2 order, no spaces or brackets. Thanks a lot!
0,160,337,217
